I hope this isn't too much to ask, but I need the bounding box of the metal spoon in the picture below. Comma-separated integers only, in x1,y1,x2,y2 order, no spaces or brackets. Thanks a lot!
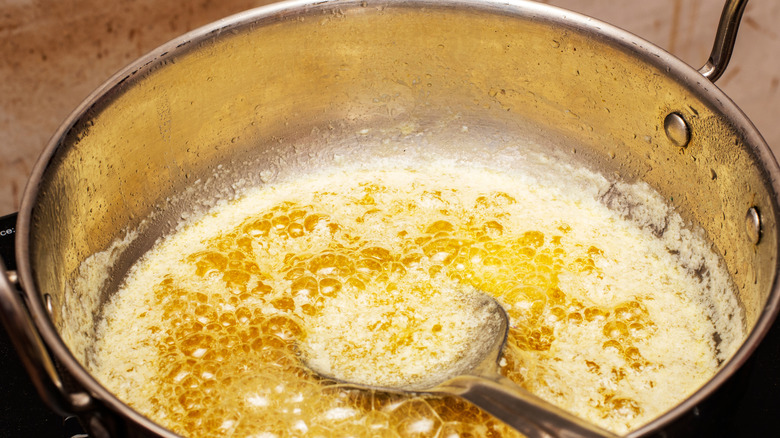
301,288,621,438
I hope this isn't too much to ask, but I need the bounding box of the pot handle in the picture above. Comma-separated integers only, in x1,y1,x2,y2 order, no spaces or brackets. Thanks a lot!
0,212,93,415
698,0,748,82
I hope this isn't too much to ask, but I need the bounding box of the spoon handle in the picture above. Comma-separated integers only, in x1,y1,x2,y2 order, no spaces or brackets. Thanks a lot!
434,373,621,438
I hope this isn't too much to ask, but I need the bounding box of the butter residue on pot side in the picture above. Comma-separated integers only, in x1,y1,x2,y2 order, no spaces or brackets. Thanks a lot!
84,155,742,437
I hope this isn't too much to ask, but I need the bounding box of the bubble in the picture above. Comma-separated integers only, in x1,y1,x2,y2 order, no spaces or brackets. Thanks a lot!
603,321,629,340
181,333,214,357
268,317,302,339
219,312,237,328
243,219,272,238
401,253,423,268
300,298,325,316
356,258,384,275
271,215,291,231
308,253,355,277
291,276,319,299
516,246,536,258
584,307,610,322
287,222,305,238
551,307,567,321
615,301,647,323
188,251,228,277
252,280,274,296
223,269,250,291
518,231,545,248
423,238,465,265
426,220,455,234
319,278,342,297
602,339,624,353
236,307,252,324
301,213,328,232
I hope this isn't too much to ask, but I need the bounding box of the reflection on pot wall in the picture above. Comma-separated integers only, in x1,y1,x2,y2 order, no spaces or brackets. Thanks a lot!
0,0,779,216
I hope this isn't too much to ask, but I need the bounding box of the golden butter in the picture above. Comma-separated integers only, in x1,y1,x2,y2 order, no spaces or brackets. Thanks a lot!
91,162,738,437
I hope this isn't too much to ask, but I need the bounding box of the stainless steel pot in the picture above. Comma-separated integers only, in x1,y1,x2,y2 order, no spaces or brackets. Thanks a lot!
1,0,778,437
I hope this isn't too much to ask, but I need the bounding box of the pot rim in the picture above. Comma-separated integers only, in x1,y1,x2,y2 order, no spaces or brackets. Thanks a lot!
14,0,780,436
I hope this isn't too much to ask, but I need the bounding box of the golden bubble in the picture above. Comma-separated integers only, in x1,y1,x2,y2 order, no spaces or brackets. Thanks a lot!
236,308,252,324
272,295,296,312
189,251,228,277
261,316,303,340
356,258,383,275
602,339,624,353
516,246,536,258
219,313,237,328
194,304,216,320
180,333,214,357
284,266,307,280
242,219,272,238
390,262,407,275
308,253,355,277
426,220,455,234
518,231,545,248
346,277,366,291
223,269,250,291
251,281,274,296
291,276,319,299
584,307,610,322
300,298,325,316
303,213,329,232
423,238,467,265
615,301,646,323
271,215,290,231
287,223,305,238
289,208,309,222
360,246,393,261
546,287,566,305
314,278,340,298
603,321,629,340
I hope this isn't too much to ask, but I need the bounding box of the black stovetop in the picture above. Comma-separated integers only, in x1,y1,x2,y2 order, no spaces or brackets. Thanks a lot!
0,326,86,437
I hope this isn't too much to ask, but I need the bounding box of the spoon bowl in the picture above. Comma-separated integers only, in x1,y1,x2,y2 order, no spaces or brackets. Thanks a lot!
300,287,621,438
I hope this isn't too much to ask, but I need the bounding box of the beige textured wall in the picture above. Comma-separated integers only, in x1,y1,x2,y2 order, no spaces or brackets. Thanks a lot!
1,0,778,216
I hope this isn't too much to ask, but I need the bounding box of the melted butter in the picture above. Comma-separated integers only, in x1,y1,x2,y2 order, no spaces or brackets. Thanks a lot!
91,164,733,437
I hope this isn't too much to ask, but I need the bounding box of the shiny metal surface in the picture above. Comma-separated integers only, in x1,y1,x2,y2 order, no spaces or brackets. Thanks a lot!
746,206,762,245
1,0,778,436
430,298,619,438
0,260,91,416
304,290,618,438
5,269,17,287
663,112,691,148
699,0,749,81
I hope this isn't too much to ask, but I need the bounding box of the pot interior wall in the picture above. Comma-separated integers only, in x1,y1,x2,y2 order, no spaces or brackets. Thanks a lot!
23,0,778,428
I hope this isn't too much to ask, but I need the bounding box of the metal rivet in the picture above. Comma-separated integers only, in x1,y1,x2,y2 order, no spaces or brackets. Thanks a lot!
44,293,54,315
745,207,761,245
664,112,691,148
6,270,18,286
